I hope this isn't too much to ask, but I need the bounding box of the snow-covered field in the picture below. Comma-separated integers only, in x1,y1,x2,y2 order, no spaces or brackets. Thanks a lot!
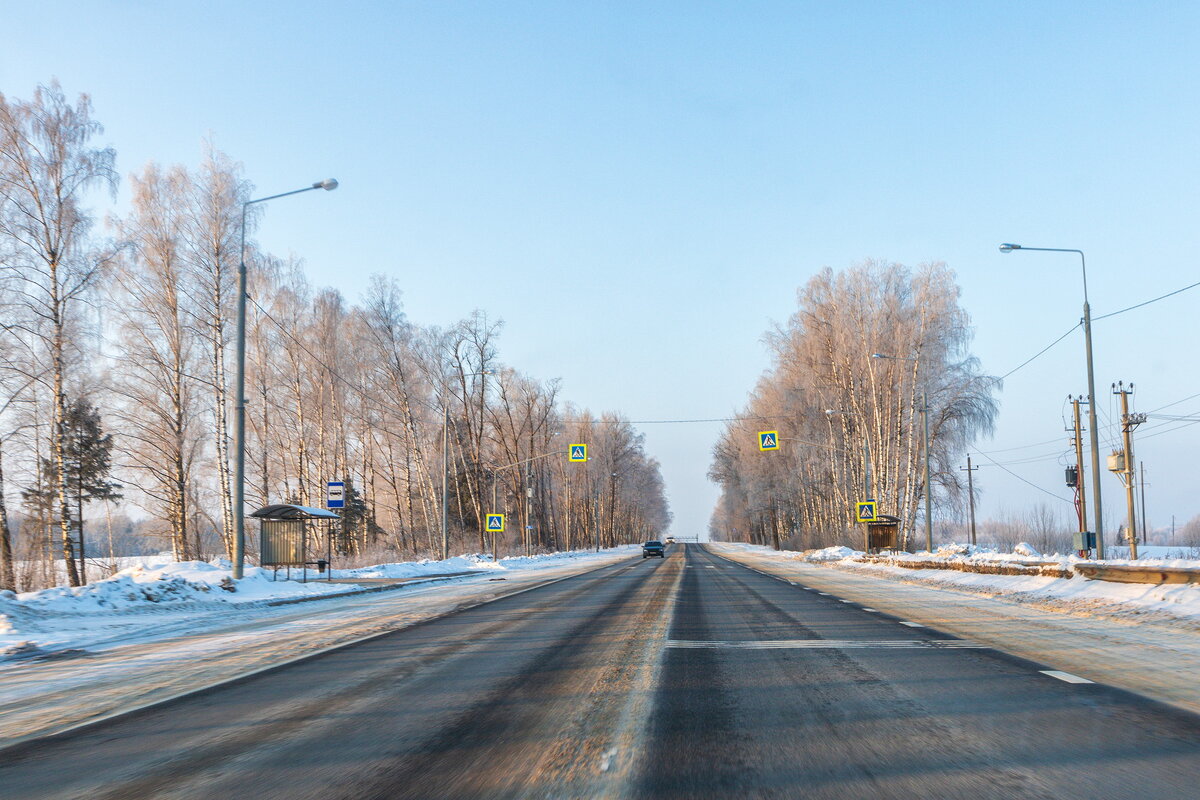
1,548,636,661
718,542,1200,625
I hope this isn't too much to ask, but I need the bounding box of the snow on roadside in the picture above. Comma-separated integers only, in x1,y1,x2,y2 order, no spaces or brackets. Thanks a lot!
1,546,637,661
713,542,1200,625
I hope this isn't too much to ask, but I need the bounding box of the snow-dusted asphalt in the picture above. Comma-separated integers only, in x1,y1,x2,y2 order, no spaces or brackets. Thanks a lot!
639,546,1200,799
1,544,1198,799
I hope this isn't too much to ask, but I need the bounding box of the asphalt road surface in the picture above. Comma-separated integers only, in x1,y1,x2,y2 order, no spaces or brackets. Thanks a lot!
1,544,1198,799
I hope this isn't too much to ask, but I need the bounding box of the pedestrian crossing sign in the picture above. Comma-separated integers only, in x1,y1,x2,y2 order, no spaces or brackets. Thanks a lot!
569,444,588,462
856,501,878,523
486,513,505,533
758,431,779,451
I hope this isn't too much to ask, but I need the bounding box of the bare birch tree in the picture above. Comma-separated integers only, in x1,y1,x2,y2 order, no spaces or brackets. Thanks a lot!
182,143,247,557
711,260,997,549
0,82,117,585
109,163,202,560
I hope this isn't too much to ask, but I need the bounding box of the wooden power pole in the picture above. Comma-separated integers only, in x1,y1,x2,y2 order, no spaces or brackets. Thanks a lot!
960,455,978,546
1111,382,1146,560
1069,395,1090,555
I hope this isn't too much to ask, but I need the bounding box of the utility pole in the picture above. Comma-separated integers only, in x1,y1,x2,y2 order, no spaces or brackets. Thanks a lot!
564,471,572,552
441,404,450,560
1111,382,1146,560
1139,461,1148,546
1068,395,1090,555
525,466,533,557
491,479,499,562
921,391,933,552
960,455,978,546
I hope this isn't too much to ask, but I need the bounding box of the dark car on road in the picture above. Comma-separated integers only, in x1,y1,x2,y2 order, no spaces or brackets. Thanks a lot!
642,540,665,558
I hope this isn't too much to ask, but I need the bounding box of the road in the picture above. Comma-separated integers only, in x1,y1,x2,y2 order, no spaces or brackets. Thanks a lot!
1,544,1198,799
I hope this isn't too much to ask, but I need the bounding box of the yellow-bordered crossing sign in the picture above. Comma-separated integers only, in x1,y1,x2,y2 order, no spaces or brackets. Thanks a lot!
569,443,588,462
486,513,505,533
758,431,779,450
856,501,878,523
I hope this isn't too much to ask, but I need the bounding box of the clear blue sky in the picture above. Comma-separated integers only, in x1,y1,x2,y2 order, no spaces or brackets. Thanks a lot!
5,1,1200,539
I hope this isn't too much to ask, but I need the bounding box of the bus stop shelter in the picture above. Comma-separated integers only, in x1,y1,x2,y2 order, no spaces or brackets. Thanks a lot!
250,504,340,582
864,514,901,554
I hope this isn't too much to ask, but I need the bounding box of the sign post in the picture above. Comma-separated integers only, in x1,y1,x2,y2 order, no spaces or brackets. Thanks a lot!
324,479,343,578
485,512,504,562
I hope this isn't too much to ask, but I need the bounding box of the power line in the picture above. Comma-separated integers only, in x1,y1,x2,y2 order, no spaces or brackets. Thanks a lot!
242,288,1162,439
992,322,1081,383
975,450,1073,504
1093,278,1200,321
1137,416,1200,442
249,296,387,404
976,435,1067,455
246,299,795,428
985,449,1074,467
1147,389,1200,415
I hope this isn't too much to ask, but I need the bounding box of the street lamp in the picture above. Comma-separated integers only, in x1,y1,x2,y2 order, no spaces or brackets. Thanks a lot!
998,243,1104,558
871,353,933,552
233,179,338,580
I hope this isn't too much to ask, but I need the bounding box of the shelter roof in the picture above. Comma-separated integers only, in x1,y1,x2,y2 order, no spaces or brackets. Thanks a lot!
250,504,340,520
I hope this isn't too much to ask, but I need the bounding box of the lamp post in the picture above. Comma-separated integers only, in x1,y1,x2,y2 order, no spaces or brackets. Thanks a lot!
871,353,932,552
233,178,338,580
920,390,931,552
999,243,1104,558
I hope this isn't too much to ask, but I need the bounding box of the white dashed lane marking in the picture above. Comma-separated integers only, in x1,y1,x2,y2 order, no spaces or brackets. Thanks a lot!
1040,670,1095,684
899,622,925,628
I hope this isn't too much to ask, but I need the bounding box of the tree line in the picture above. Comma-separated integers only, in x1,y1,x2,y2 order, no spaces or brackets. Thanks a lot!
708,260,998,551
0,82,670,591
